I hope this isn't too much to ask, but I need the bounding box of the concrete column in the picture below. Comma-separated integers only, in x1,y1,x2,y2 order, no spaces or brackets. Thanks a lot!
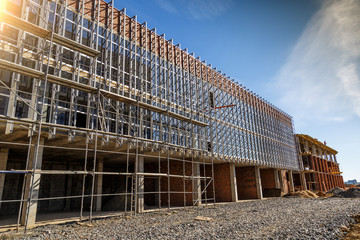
274,169,280,189
229,163,238,202
21,138,44,227
278,170,284,194
192,162,202,206
137,156,144,213
289,171,295,192
301,172,308,190
254,167,263,199
95,157,104,212
333,155,338,164
0,149,9,209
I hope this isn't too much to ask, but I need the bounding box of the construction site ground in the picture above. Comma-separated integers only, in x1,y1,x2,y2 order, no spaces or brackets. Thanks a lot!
1,197,360,240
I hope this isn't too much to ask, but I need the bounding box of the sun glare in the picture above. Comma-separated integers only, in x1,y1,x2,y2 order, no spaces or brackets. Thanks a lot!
0,0,6,11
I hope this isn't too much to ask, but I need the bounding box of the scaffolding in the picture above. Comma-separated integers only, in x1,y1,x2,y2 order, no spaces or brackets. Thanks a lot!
0,0,298,231
295,134,345,191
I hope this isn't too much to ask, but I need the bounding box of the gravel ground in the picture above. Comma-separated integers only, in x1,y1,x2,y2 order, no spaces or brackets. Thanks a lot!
5,198,360,240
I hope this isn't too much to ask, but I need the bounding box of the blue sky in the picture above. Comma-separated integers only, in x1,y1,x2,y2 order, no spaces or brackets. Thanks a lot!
115,0,360,181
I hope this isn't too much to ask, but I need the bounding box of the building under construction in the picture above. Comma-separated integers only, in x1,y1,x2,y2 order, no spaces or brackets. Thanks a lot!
295,134,345,192
0,0,343,230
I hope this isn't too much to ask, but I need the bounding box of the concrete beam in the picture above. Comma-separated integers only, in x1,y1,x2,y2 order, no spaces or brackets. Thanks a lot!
255,167,263,199
21,138,44,227
229,163,238,202
0,148,9,209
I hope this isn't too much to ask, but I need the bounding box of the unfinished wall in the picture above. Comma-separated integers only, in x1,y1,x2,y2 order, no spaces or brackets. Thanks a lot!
260,169,276,190
160,160,193,207
236,167,259,200
213,163,232,202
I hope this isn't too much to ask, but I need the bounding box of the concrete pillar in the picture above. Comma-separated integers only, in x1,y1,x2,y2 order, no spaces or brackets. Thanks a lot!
192,162,202,206
289,171,295,192
0,149,9,209
21,138,44,226
254,167,263,199
300,172,308,190
274,169,280,189
278,170,284,194
95,157,103,212
137,156,144,213
229,163,238,202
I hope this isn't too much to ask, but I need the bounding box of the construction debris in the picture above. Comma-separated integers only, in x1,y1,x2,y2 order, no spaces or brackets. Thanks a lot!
283,190,320,198
194,216,214,222
284,188,360,199
327,187,345,195
329,188,360,198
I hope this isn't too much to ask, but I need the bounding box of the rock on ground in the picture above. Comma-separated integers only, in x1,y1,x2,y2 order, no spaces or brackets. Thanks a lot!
3,198,360,240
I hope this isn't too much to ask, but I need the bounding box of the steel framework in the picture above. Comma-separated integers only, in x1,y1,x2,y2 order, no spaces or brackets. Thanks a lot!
0,0,298,231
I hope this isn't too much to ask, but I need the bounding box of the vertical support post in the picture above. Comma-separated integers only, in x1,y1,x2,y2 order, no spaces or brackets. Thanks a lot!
137,155,144,213
278,170,284,194
301,172,308,190
0,148,9,209
95,157,103,212
192,162,201,206
229,163,238,202
65,163,73,211
274,168,280,189
255,167,263,199
21,138,44,226
289,170,295,192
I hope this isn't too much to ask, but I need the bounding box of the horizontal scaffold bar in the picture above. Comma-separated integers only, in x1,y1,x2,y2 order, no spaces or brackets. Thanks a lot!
0,10,100,57
0,59,208,127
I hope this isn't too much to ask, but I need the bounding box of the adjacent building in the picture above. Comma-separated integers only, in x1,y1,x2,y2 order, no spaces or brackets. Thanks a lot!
294,134,345,191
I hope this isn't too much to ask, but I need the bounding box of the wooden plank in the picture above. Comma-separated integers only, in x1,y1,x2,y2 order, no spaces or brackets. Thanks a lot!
0,10,100,57
52,34,100,57
0,10,50,38
0,59,44,79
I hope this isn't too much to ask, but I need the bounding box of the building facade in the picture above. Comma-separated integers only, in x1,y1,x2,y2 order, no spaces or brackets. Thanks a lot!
0,0,299,228
294,134,345,191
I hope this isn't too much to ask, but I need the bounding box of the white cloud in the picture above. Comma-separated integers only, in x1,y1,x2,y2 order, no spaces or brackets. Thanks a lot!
155,0,233,19
272,0,360,124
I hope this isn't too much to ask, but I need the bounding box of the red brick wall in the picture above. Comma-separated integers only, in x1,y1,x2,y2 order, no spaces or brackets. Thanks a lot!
160,160,193,207
260,169,276,190
236,166,258,200
213,163,232,202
